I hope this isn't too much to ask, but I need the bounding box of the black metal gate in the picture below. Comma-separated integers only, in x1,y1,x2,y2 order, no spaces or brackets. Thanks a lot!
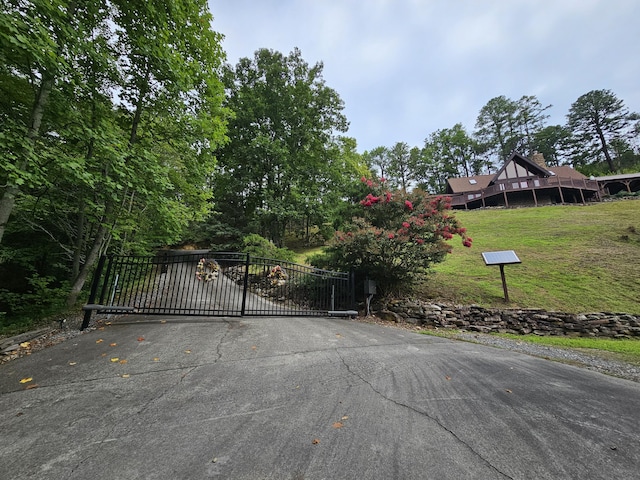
81,251,355,329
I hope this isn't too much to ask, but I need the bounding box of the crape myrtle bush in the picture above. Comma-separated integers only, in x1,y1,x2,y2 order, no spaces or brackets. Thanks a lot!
311,177,472,296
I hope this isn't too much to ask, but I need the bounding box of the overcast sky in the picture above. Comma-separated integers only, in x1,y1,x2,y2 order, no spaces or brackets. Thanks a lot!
208,0,639,153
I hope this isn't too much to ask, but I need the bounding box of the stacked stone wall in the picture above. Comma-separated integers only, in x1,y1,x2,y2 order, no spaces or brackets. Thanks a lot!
378,299,640,338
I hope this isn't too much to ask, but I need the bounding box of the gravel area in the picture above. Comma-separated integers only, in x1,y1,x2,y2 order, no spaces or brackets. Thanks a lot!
355,316,640,383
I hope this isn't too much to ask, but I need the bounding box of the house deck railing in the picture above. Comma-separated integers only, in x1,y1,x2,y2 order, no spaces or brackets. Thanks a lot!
450,176,600,207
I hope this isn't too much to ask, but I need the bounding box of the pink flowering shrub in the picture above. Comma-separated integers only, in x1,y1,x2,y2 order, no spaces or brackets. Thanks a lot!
312,177,472,295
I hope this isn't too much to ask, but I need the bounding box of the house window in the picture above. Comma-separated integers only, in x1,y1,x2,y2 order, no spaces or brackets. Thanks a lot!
499,184,505,191
469,179,477,185
512,182,520,189
534,179,540,187
520,181,528,188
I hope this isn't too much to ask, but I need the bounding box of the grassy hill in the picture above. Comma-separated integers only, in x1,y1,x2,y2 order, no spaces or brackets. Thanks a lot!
419,199,640,314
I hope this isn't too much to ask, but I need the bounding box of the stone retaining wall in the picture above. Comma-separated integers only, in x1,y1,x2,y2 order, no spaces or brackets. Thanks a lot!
378,299,640,338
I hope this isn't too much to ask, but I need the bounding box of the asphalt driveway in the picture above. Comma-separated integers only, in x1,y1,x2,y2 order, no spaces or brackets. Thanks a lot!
1,316,639,479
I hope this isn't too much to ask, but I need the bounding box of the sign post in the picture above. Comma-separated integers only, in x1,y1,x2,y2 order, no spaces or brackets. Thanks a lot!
481,250,521,302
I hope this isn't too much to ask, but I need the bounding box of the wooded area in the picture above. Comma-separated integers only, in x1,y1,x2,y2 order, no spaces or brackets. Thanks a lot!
1,1,639,331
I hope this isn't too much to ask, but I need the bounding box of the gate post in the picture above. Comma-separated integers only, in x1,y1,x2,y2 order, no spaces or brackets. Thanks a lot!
240,253,250,316
349,268,356,311
80,255,107,330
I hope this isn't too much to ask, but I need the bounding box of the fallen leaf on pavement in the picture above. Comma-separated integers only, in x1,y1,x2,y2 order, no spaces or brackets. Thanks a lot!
25,384,39,390
445,376,451,381
110,343,117,347
341,416,349,420
505,389,512,394
19,377,33,384
110,357,119,362
96,339,104,344
137,337,145,342
312,439,320,445
69,362,77,366
119,359,128,364
153,357,160,362
121,374,130,378
332,422,344,429
20,342,30,348
184,350,191,354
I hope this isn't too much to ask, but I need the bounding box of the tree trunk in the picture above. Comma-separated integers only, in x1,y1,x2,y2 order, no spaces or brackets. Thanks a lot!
0,74,54,245
66,220,110,307
596,125,615,172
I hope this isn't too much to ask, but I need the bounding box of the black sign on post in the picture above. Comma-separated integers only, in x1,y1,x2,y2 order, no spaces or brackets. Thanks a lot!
481,250,521,302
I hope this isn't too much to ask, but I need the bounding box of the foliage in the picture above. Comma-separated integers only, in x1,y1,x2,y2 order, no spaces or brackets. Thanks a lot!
0,0,229,328
386,141,412,192
241,234,297,262
475,95,551,169
212,48,354,247
416,123,482,193
566,89,638,172
311,178,472,296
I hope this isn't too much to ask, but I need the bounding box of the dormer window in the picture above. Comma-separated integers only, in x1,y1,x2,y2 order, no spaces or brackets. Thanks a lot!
469,179,477,185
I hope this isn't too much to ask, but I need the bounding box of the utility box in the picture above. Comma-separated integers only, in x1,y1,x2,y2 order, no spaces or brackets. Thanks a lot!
364,279,377,295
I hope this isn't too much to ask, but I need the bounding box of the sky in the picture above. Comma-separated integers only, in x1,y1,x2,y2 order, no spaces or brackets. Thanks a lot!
208,0,640,153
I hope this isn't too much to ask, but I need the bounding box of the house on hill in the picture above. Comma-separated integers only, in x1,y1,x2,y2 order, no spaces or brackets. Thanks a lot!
446,152,601,209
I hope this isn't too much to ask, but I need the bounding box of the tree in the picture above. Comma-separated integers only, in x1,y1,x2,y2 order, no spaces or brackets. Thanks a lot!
474,95,550,166
474,96,519,167
532,125,571,167
0,0,229,311
363,146,389,180
387,142,412,192
0,0,87,245
516,95,551,158
213,48,349,246
415,124,481,193
311,178,472,296
566,89,637,172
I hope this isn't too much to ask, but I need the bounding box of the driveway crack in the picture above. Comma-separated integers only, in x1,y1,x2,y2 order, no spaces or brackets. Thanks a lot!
336,348,514,480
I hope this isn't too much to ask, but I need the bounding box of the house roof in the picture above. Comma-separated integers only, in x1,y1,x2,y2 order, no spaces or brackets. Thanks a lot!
546,165,588,180
595,172,640,181
446,153,588,194
446,174,493,194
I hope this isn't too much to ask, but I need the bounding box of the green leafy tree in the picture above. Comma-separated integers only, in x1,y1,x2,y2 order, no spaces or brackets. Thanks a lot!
0,0,228,312
363,146,390,180
415,124,481,193
387,141,412,192
474,96,519,167
312,178,472,296
516,95,551,157
213,48,349,246
566,89,637,172
475,95,550,166
532,125,571,167
0,0,88,245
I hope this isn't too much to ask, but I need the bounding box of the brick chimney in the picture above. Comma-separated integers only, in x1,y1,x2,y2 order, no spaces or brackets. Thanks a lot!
532,152,546,168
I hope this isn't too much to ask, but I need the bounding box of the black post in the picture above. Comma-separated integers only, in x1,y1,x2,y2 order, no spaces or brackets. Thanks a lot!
240,253,250,316
499,264,509,302
80,255,107,330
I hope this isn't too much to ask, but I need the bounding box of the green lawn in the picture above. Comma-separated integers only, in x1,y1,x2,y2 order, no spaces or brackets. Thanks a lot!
420,199,640,314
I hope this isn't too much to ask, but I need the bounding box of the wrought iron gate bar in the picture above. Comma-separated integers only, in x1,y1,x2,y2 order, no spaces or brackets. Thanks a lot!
81,251,355,329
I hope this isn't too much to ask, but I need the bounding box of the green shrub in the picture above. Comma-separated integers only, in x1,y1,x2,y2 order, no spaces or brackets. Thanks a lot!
241,233,297,262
